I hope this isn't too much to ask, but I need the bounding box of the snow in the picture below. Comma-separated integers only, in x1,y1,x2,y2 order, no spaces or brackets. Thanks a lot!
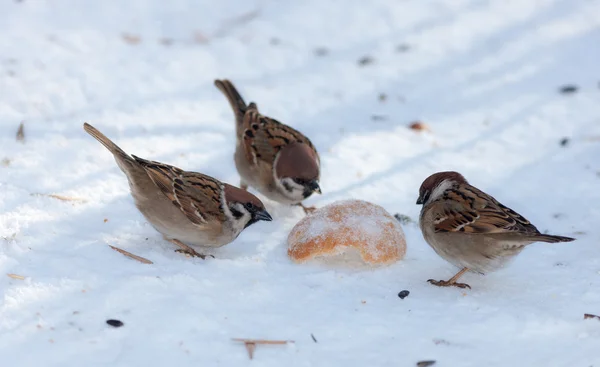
1,0,599,366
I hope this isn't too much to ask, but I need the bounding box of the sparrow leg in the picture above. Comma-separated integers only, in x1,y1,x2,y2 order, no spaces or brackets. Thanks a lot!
428,267,471,289
296,203,316,214
168,238,213,259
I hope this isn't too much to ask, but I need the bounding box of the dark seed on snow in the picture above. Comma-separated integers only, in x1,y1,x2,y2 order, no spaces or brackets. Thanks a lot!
358,56,374,66
559,137,569,146
398,290,410,299
394,213,413,225
417,361,436,367
396,44,411,53
314,47,329,57
371,114,387,121
559,85,578,94
106,319,124,327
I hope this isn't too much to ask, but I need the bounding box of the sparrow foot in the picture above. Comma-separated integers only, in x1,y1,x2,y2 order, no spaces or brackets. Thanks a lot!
427,279,471,289
297,203,317,214
427,267,471,289
174,249,213,259
169,239,214,259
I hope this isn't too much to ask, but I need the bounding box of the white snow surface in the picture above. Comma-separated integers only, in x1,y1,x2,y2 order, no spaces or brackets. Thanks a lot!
1,0,599,366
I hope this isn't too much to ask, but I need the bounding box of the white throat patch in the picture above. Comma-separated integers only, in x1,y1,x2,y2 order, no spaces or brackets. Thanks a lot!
428,179,453,204
221,188,251,235
275,177,306,203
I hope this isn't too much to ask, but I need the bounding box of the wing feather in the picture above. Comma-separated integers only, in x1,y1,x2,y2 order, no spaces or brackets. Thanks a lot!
433,185,541,235
132,155,226,226
239,108,317,166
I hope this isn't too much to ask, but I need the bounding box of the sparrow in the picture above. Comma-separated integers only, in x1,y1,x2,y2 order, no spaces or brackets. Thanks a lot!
214,79,321,213
83,123,272,259
417,171,574,289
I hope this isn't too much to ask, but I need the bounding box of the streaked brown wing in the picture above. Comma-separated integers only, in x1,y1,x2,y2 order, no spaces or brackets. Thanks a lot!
132,156,225,226
433,184,541,235
240,107,317,166
177,172,227,223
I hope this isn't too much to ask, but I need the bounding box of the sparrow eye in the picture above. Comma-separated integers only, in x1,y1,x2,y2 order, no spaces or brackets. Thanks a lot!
293,178,307,185
245,202,256,211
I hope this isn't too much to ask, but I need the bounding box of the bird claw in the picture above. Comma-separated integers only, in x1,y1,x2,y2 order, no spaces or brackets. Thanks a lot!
297,203,317,214
174,249,213,259
168,238,214,259
303,206,317,214
427,279,471,289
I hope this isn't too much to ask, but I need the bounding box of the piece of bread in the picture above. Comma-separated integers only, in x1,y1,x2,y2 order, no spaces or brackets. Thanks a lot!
287,199,406,266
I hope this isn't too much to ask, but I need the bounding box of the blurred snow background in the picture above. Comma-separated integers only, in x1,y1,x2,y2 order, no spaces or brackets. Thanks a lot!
1,0,599,366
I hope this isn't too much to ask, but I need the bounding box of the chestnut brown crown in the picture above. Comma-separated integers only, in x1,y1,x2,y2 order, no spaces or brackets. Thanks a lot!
274,142,320,181
223,184,272,224
417,171,468,205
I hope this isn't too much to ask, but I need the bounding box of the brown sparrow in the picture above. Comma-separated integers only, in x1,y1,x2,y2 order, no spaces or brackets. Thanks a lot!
83,123,272,259
417,171,574,289
214,79,321,213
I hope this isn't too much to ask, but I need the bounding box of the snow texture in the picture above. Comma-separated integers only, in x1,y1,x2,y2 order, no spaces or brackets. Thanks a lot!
1,0,600,366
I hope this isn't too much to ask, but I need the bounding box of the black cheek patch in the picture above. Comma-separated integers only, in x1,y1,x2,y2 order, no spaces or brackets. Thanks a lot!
229,207,244,219
282,180,293,192
293,178,307,186
303,187,314,199
245,217,259,229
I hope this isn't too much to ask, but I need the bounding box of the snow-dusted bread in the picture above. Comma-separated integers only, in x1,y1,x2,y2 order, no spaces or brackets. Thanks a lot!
287,200,406,266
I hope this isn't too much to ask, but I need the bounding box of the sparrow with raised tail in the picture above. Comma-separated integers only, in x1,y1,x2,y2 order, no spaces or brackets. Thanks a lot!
83,123,272,259
214,79,321,213
417,171,574,289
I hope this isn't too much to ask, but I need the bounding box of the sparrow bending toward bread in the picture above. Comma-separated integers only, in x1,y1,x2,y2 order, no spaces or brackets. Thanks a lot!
83,123,272,259
417,171,574,289
214,79,321,214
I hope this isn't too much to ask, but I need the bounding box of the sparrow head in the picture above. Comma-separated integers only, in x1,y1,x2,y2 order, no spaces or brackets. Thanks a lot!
417,171,468,206
223,184,272,229
274,142,321,203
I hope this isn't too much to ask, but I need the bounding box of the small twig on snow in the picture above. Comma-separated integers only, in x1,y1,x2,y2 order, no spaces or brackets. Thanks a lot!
231,338,294,360
31,193,88,203
16,122,25,142
213,10,260,38
7,273,26,280
109,245,153,264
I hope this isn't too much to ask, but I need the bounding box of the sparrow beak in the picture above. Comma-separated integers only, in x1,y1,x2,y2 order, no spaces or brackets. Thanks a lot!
254,209,273,222
308,180,321,194
416,190,429,205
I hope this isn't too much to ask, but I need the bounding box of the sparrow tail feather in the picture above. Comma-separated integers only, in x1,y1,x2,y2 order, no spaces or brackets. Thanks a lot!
83,122,132,162
533,234,575,243
214,79,248,125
